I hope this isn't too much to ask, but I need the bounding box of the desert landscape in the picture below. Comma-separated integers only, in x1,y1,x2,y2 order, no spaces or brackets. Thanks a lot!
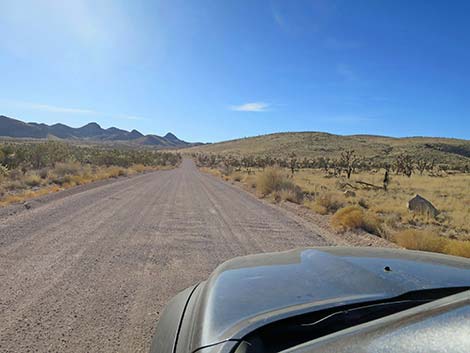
189,132,470,255
1,1,469,352
0,117,469,352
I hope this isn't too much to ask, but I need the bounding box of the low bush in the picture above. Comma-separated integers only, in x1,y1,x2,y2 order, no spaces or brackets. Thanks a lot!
38,168,49,179
276,186,304,204
331,206,364,230
51,174,72,186
256,167,303,203
331,206,383,236
311,192,344,215
443,240,470,258
53,162,81,176
395,229,470,258
24,174,42,187
231,172,243,182
256,167,290,196
394,229,446,253
130,164,147,173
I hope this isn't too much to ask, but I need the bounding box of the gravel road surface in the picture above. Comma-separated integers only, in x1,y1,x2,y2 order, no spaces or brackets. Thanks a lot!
0,159,332,352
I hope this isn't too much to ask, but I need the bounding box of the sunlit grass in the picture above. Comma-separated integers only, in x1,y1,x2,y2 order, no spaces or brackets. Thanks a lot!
0,164,164,207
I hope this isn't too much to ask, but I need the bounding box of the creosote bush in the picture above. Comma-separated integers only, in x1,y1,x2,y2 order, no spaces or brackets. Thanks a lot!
256,167,303,203
276,186,304,204
308,192,344,215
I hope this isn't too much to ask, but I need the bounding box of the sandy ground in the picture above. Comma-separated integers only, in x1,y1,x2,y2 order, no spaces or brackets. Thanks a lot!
0,159,391,353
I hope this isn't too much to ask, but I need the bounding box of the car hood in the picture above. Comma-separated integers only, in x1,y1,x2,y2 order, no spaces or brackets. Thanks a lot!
191,247,470,348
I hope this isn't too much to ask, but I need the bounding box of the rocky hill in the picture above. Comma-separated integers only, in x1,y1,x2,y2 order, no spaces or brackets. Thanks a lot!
187,131,470,167
0,115,198,148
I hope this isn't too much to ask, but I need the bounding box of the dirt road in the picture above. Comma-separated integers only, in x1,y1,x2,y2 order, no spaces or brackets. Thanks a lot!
0,159,332,352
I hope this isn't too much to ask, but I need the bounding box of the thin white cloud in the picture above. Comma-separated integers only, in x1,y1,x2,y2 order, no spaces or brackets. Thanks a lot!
3,99,146,121
30,103,97,115
230,102,270,112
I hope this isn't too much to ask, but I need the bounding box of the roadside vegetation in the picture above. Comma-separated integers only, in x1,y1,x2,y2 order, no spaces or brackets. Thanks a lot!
194,151,470,258
0,141,181,206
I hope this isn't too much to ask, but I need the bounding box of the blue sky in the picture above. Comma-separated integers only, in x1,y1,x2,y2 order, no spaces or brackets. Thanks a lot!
1,0,469,142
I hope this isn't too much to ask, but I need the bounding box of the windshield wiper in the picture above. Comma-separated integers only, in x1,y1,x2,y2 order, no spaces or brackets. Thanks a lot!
300,299,429,329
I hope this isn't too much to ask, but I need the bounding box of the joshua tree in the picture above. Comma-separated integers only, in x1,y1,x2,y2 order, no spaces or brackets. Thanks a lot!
383,168,390,191
340,150,358,179
395,154,414,177
416,159,429,175
288,152,298,175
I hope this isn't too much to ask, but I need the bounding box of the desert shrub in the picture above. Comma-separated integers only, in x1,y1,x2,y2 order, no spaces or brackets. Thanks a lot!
311,192,344,215
332,206,364,231
8,169,23,180
231,172,243,182
130,164,147,173
245,175,257,189
443,240,470,258
256,167,291,196
394,229,446,253
105,167,127,178
358,198,369,209
361,212,383,236
38,168,49,179
0,164,8,177
24,174,42,187
256,167,303,203
53,162,81,177
51,174,72,186
276,186,304,204
331,206,383,235
4,180,26,190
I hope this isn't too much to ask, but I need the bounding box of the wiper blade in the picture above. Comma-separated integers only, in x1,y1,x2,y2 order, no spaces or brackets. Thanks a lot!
300,299,429,329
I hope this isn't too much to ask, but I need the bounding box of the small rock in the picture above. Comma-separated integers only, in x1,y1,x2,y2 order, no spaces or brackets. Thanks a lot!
344,190,356,197
23,202,32,210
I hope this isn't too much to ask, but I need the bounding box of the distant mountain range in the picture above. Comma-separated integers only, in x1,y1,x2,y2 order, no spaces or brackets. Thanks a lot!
0,115,200,148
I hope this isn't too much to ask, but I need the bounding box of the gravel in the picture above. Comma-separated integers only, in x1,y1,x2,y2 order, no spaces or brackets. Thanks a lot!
0,159,386,352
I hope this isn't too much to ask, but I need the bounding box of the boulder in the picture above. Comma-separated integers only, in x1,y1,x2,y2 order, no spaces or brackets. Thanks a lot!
407,194,438,217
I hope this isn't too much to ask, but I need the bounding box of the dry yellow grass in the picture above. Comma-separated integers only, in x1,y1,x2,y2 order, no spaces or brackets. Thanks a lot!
0,185,62,207
0,164,162,207
331,206,383,236
293,169,469,240
393,229,470,257
199,167,223,178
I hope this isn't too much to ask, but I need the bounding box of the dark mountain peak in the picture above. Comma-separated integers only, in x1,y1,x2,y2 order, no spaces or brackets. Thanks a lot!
164,132,178,140
129,129,144,138
81,122,101,129
106,126,124,132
